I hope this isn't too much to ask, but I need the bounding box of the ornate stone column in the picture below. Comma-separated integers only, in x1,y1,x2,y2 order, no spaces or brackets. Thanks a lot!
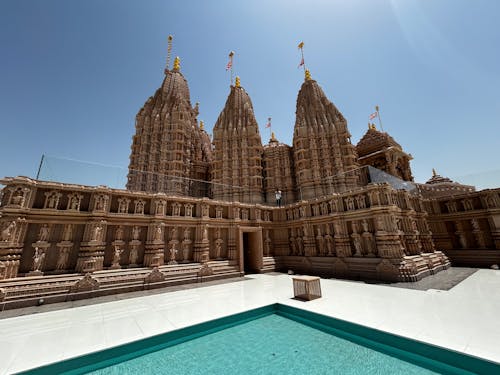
0,217,27,279
144,222,164,267
333,219,351,258
55,224,74,271
76,220,107,273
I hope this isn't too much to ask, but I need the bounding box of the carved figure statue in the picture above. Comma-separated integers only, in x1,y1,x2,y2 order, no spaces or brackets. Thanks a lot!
1,221,16,242
56,247,70,270
32,247,45,271
92,224,102,242
115,226,124,241
38,224,50,242
183,227,191,240
203,225,209,241
112,246,123,267
62,224,73,242
132,226,141,240
215,239,223,259
362,220,369,233
11,190,24,205
170,226,178,240
154,224,163,241
352,233,363,256
129,246,139,265
70,196,79,210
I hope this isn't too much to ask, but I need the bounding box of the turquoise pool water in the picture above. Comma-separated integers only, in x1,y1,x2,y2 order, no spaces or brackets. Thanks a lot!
23,304,498,375
90,314,435,375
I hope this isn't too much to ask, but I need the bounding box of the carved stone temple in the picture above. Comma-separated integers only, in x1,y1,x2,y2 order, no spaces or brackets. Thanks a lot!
1,48,499,309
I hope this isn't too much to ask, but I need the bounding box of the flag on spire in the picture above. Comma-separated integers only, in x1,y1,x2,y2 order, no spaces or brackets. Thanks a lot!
265,117,272,128
297,41,305,70
226,51,234,71
369,111,378,120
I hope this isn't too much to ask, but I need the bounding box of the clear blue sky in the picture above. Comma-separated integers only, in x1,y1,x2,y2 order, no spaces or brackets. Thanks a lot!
1,0,499,188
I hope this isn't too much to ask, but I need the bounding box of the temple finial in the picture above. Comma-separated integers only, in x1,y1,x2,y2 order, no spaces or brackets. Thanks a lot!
271,131,276,141
173,56,180,71
235,76,241,87
165,35,173,72
432,168,437,177
200,120,204,130
305,69,311,81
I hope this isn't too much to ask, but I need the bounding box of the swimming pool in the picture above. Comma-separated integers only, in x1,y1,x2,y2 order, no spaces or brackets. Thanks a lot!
21,304,499,374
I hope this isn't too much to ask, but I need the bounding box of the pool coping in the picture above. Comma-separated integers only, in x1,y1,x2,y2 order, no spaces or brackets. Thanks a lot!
20,303,500,375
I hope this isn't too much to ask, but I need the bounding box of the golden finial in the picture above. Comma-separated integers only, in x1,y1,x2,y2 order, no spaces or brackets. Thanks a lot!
432,168,437,177
199,120,204,130
235,76,241,87
298,41,304,49
305,69,311,81
271,131,276,141
173,56,180,71
371,123,377,130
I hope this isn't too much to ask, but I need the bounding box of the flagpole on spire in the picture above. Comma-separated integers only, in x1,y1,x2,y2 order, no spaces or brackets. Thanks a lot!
166,35,173,71
298,41,306,73
226,51,235,86
375,105,384,131
266,117,272,140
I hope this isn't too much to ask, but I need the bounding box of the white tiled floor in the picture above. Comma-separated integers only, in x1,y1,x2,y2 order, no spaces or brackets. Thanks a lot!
1,270,499,374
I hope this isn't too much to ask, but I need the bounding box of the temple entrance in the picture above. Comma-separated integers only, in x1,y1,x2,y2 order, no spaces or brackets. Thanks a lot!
239,227,263,274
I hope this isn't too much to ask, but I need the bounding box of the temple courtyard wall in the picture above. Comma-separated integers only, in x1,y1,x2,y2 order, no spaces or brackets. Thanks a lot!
0,177,492,307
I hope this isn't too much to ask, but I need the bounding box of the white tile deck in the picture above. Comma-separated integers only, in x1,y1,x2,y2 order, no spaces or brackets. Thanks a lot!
1,270,499,374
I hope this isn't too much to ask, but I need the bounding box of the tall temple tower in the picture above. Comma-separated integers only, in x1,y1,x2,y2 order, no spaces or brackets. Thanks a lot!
262,132,296,204
127,53,211,196
211,77,264,203
292,70,359,200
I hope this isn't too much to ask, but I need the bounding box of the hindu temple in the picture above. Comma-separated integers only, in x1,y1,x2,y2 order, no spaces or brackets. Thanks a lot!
0,43,499,309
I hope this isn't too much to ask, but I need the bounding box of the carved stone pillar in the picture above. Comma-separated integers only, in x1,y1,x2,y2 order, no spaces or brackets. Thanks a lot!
193,224,210,263
76,220,107,272
227,225,237,260
0,217,27,279
374,214,405,259
55,224,74,271
128,225,142,267
144,222,164,267
333,219,351,258
303,223,316,257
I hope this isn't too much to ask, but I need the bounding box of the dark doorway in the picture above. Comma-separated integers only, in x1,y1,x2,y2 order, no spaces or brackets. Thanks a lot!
243,232,253,273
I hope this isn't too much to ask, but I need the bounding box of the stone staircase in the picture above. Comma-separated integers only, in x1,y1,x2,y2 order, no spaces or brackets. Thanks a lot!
0,261,243,310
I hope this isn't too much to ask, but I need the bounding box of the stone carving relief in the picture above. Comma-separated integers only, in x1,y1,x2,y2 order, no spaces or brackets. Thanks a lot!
117,197,130,214
44,191,62,209
94,194,109,212
134,199,145,214
67,193,83,211
184,203,194,217
1,221,17,242
38,224,50,242
215,206,223,219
